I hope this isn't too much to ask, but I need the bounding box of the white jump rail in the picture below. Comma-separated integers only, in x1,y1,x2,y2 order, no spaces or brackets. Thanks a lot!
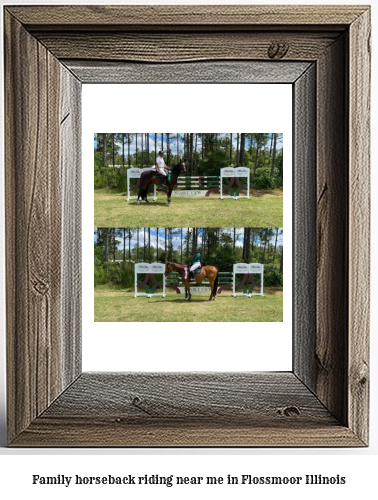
127,167,157,201
232,263,264,297
220,167,250,200
134,262,166,298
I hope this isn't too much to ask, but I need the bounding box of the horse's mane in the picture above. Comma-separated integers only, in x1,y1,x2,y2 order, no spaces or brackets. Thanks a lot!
169,262,187,270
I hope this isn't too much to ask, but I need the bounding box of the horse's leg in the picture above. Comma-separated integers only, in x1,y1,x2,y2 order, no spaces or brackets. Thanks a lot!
208,276,214,301
211,270,218,300
137,180,145,204
186,279,191,301
167,183,173,204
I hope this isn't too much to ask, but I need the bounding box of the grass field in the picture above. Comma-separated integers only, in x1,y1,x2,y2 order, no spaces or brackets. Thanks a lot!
94,286,283,322
94,189,283,227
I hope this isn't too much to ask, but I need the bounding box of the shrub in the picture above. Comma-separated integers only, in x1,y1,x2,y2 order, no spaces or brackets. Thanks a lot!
117,168,128,192
94,167,128,192
94,172,105,189
250,169,276,190
263,264,283,287
94,261,134,288
273,171,283,188
120,263,134,288
94,266,107,287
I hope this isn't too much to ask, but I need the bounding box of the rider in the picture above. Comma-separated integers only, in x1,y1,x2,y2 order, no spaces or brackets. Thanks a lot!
156,150,169,185
189,248,201,280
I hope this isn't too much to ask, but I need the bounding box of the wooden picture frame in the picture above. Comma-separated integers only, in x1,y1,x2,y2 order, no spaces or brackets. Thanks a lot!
4,5,370,447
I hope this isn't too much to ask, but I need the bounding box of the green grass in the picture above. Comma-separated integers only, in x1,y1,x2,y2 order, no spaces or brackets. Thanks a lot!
94,286,283,322
94,189,283,227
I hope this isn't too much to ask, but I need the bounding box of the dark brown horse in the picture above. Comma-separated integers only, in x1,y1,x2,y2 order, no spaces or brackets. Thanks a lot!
165,262,219,301
137,159,186,205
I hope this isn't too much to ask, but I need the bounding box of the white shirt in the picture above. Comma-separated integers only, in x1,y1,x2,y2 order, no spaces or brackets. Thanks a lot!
156,156,166,175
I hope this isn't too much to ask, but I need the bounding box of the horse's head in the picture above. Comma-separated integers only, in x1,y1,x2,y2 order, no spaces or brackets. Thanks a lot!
179,159,186,173
165,262,174,276
171,159,186,176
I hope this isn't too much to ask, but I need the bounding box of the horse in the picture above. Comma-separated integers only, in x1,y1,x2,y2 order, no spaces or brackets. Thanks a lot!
165,262,219,301
137,159,186,205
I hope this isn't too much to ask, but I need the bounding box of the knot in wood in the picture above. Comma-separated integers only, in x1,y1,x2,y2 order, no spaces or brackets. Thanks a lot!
132,396,142,406
33,279,49,295
268,41,289,59
277,406,300,417
130,395,154,416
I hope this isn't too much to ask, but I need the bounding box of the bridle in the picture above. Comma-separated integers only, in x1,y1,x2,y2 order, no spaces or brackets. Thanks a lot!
165,262,186,277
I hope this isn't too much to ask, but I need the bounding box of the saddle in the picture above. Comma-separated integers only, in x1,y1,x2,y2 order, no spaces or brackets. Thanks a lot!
184,266,202,281
156,172,167,183
155,166,171,183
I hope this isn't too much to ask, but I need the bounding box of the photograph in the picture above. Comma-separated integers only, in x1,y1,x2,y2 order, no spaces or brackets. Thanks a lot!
93,133,283,227
94,227,283,322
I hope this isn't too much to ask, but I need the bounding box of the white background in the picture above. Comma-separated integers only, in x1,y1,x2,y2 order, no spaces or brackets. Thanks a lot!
84,83,292,372
0,0,377,499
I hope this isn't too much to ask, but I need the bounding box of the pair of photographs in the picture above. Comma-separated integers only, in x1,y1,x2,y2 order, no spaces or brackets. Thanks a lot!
94,132,283,323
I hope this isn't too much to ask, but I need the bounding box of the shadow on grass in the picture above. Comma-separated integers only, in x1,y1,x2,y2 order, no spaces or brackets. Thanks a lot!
132,202,171,207
154,298,215,303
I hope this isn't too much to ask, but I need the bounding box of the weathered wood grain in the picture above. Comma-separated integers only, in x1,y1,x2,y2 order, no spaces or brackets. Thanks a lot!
293,64,317,390
4,10,81,444
60,68,82,389
65,60,312,84
36,32,339,63
316,34,349,426
12,420,363,448
348,8,371,445
41,373,336,422
11,373,364,447
7,5,367,30
5,11,62,442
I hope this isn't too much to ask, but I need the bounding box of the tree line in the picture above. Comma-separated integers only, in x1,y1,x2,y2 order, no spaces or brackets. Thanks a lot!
95,227,283,273
94,133,283,190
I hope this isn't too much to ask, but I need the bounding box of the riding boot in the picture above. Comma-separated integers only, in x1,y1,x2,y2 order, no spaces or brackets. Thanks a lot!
190,271,194,280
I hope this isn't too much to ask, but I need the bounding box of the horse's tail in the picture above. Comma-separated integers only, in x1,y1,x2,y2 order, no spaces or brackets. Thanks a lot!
139,182,149,199
213,267,219,296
